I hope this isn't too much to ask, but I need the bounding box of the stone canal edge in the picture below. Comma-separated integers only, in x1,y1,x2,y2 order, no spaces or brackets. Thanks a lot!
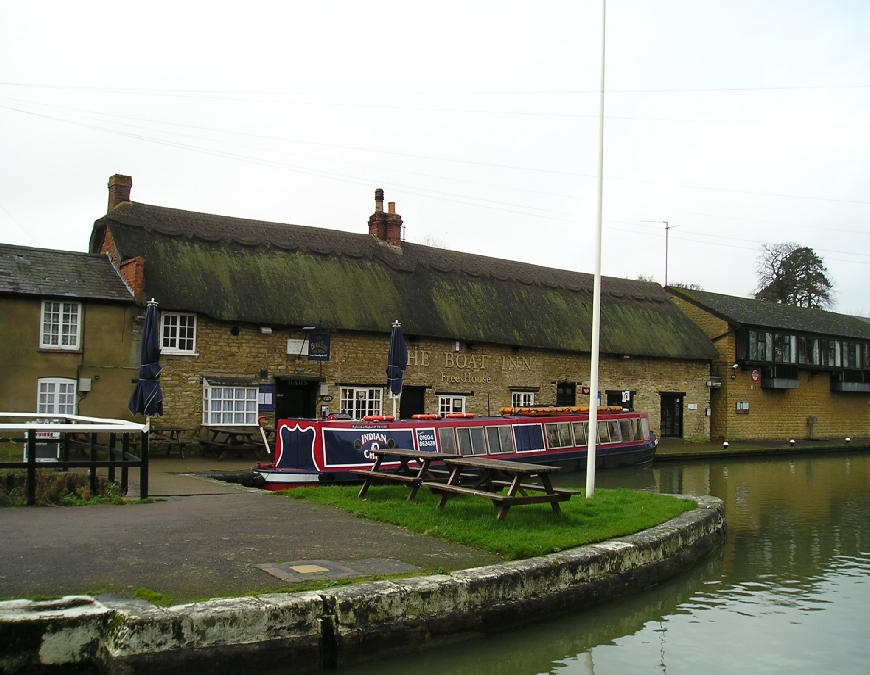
1,495,725,674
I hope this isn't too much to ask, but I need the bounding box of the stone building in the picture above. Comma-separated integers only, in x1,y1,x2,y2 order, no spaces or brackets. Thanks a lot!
89,175,718,442
668,287,870,441
0,243,137,420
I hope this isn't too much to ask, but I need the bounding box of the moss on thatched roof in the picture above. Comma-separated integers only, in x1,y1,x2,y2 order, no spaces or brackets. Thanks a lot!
90,202,717,360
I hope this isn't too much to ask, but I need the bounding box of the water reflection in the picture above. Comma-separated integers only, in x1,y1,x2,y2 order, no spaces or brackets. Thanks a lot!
341,452,870,675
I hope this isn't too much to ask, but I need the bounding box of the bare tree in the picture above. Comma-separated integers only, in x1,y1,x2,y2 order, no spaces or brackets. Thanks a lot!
755,243,834,309
670,282,704,291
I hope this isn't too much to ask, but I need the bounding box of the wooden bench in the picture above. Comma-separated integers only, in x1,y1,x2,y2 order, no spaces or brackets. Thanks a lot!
150,426,188,458
351,449,459,501
423,456,576,520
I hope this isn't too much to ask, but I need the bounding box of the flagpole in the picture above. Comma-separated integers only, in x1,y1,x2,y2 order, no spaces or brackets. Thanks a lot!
586,0,606,498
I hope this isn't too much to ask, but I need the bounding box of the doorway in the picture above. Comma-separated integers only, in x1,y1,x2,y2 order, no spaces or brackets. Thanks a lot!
399,386,426,419
274,378,319,420
659,393,684,437
556,381,576,406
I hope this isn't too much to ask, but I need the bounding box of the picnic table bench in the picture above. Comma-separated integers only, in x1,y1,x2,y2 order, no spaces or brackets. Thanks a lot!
351,448,460,501
200,427,264,461
150,426,188,458
422,456,577,520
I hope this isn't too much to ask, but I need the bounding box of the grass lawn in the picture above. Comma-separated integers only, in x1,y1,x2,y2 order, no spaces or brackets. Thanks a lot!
279,485,694,561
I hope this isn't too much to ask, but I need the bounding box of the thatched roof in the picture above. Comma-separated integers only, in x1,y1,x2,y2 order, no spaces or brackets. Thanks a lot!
90,202,717,360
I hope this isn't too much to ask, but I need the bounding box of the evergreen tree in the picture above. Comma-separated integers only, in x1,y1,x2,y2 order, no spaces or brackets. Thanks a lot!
755,243,834,309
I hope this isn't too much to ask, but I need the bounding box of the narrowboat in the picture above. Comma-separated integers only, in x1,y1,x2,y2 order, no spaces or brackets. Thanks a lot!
254,406,658,490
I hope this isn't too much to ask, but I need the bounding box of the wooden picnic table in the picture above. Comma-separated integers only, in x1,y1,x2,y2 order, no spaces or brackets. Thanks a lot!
150,425,188,458
423,456,576,520
351,448,460,501
200,426,263,461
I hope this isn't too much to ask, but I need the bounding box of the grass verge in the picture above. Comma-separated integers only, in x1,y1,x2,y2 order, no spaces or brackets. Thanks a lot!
279,486,694,560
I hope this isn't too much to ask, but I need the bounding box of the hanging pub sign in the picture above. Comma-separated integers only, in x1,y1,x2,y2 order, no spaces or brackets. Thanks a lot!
307,332,331,361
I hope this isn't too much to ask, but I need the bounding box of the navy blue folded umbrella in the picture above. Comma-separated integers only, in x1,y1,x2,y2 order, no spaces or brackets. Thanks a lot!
128,301,163,417
386,321,408,397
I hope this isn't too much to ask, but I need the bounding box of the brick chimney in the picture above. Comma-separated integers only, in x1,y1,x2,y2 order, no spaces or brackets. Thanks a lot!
107,174,132,212
367,188,403,247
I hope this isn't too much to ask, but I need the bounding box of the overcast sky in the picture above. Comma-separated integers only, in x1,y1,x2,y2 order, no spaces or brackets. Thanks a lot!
1,1,868,315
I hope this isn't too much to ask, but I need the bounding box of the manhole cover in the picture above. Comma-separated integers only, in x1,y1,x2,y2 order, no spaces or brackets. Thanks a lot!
258,558,421,583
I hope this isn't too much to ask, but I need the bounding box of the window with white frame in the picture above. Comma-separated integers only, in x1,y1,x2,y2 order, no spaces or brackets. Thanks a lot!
37,378,77,415
161,313,197,354
340,387,383,420
438,395,466,415
40,301,81,350
512,391,535,407
202,384,257,426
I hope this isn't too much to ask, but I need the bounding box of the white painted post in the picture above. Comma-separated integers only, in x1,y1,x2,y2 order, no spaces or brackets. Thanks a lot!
586,0,606,499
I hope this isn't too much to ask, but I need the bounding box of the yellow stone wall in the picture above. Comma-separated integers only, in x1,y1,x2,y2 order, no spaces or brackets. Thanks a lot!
669,294,870,440
158,316,712,442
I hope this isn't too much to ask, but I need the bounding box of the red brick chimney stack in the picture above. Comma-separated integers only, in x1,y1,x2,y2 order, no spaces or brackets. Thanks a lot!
368,188,403,248
107,174,132,212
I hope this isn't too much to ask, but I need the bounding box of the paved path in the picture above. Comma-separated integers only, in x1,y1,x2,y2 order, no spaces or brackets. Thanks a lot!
0,458,497,603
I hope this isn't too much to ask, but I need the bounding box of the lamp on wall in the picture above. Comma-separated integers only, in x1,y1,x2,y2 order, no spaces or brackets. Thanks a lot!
260,327,272,335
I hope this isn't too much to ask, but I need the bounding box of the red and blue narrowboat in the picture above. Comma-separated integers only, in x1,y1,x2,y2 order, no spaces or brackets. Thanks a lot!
254,406,658,490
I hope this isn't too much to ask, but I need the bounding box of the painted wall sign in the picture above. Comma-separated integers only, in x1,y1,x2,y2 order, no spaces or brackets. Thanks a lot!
751,369,760,382
287,339,309,356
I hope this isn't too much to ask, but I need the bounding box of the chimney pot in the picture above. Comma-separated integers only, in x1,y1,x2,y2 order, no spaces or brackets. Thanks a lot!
375,188,384,212
107,174,133,212
388,202,396,214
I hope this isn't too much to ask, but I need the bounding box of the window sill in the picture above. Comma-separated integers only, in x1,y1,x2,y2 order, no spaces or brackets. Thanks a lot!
160,350,199,357
38,347,82,354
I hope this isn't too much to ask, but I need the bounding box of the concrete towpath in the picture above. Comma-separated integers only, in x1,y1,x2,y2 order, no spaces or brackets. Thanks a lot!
1,439,865,604
0,457,498,603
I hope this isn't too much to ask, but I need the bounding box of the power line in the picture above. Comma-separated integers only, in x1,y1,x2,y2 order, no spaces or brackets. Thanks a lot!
3,99,868,207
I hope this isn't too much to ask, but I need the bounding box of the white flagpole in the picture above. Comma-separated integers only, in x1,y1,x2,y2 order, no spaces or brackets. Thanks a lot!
586,0,606,498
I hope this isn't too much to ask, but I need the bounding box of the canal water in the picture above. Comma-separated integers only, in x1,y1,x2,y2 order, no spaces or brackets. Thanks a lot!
340,451,870,675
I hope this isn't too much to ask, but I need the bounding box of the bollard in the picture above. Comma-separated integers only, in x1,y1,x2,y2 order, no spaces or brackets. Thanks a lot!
722,441,729,450
789,439,795,447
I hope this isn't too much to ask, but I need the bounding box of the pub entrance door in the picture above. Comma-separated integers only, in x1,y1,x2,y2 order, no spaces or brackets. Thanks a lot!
659,393,684,438
274,377,319,420
556,381,576,406
399,386,426,419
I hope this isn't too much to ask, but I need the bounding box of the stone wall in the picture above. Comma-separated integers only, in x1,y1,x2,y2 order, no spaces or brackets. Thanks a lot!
669,295,870,440
157,317,712,441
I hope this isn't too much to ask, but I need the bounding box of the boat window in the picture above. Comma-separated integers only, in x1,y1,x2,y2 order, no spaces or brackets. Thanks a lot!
572,422,588,446
486,425,515,454
438,427,456,454
514,424,546,452
456,427,486,456
597,421,610,444
640,417,650,441
544,423,572,449
628,418,640,441
620,420,632,442
607,420,621,443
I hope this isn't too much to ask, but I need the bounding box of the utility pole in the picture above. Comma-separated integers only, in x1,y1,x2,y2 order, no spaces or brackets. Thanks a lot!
641,220,675,287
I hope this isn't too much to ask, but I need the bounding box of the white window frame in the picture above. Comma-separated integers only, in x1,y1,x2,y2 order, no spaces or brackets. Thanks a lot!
340,387,383,420
512,391,535,407
37,377,77,415
40,301,81,350
202,384,258,426
161,312,197,354
438,395,466,416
